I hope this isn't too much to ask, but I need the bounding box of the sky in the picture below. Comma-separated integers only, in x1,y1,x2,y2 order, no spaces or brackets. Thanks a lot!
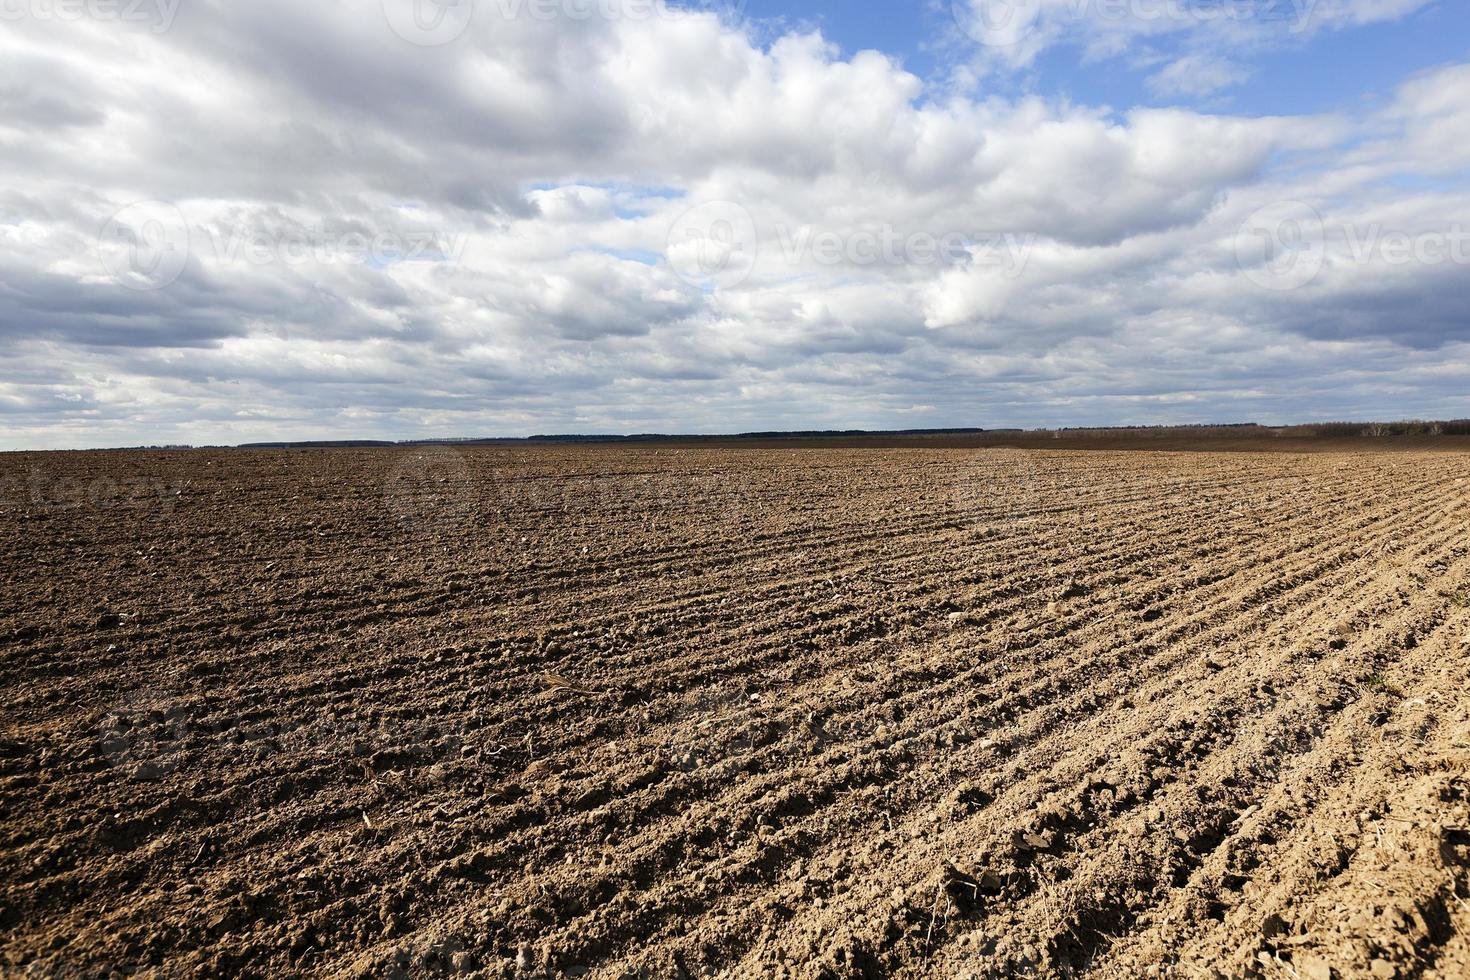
1,0,1467,448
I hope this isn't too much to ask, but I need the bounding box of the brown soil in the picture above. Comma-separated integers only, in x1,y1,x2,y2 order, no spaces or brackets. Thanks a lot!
2,446,1468,980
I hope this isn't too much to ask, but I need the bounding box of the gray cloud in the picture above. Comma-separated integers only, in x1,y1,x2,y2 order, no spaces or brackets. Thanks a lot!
0,3,1465,448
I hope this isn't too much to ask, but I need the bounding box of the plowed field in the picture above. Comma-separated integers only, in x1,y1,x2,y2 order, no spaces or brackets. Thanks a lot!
2,446,1469,979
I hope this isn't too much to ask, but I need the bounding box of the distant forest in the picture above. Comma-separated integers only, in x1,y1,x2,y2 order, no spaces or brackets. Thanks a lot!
149,419,1470,451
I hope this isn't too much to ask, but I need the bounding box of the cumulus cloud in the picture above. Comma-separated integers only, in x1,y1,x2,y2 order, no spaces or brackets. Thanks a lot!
0,1,1465,448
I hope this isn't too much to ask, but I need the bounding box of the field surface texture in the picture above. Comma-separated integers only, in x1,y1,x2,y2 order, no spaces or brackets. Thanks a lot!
2,446,1469,980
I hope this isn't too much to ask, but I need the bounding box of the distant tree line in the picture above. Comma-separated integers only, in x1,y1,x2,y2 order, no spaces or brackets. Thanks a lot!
1043,421,1470,439
1308,420,1470,437
78,421,1470,452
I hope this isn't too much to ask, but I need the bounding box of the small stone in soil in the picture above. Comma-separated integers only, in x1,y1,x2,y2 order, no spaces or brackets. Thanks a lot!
130,762,163,782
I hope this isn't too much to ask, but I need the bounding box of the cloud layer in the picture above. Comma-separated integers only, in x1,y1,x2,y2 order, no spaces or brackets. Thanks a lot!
0,0,1465,447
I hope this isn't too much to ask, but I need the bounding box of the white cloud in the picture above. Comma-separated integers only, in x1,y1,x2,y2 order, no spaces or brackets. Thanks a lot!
0,3,1465,448
1387,62,1470,172
1147,54,1251,98
953,0,1436,77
